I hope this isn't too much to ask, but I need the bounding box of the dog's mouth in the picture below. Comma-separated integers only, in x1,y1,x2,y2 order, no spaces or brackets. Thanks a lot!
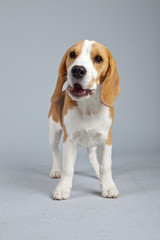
67,83,95,98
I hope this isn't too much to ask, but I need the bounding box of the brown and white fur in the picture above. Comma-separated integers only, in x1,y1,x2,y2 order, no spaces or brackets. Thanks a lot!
48,40,120,200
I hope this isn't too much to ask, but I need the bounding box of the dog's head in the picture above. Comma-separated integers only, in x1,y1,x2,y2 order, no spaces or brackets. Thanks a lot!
51,40,120,107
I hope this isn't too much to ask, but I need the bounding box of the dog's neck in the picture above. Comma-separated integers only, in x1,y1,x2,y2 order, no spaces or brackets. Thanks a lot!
77,85,103,115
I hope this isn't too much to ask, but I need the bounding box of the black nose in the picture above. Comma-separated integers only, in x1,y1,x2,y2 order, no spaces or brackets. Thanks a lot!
71,65,86,79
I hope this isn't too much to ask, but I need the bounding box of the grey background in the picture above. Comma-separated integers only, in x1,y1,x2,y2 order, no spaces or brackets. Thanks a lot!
0,1,160,240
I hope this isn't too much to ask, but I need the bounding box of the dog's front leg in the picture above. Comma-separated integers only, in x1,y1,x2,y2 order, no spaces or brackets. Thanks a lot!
53,140,77,200
98,144,119,198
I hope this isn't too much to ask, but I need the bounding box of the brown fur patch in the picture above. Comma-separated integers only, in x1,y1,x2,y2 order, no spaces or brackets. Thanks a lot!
62,92,77,142
101,57,120,107
48,91,65,124
106,107,114,145
91,42,120,107
66,41,84,70
48,91,77,142
91,42,109,85
96,78,100,85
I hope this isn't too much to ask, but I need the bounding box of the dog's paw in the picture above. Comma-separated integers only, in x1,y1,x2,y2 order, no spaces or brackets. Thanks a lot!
101,184,119,198
50,169,61,178
52,185,71,200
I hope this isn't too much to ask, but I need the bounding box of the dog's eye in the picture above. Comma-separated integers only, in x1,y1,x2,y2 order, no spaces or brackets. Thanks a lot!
94,55,103,63
70,51,76,59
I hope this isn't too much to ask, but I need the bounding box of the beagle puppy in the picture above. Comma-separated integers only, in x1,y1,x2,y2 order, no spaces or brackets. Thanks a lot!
48,40,120,200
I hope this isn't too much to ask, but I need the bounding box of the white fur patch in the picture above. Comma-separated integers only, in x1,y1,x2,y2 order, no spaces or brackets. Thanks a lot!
48,116,62,178
64,86,112,148
53,140,77,200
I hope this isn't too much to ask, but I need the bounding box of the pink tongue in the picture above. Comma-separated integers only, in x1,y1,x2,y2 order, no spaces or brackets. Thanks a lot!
73,83,84,93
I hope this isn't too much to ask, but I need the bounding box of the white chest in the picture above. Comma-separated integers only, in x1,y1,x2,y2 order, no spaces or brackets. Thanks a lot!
64,104,112,147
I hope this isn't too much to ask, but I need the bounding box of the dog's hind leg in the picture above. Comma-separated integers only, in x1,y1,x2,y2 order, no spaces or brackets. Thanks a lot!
87,146,100,179
49,116,62,178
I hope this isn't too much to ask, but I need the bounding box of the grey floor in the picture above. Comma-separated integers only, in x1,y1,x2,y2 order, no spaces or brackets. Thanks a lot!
1,150,160,240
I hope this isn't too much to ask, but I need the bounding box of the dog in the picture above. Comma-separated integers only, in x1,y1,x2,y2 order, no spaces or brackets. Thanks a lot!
48,40,120,200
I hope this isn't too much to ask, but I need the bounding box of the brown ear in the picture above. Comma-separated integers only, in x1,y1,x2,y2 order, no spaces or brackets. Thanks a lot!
101,53,120,107
50,51,68,102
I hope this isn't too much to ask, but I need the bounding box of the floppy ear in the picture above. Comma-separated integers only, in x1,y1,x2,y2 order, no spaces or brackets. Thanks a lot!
50,51,68,102
101,53,120,107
